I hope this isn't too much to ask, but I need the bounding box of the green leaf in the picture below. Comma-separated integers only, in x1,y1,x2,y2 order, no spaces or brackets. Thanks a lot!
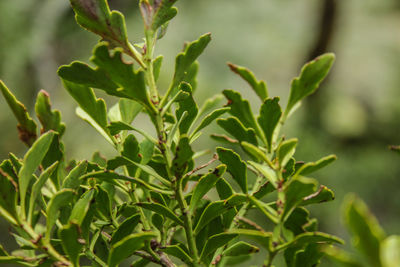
0,170,18,222
293,243,323,267
80,170,173,195
241,141,273,167
171,33,211,92
137,202,184,226
139,138,154,165
283,176,318,221
190,107,229,139
59,223,84,266
284,207,311,236
62,79,108,130
46,189,76,239
344,194,385,267
153,55,163,81
257,97,282,151
248,196,278,224
228,63,268,100
222,90,260,135
176,82,198,134
217,117,258,146
189,165,226,212
296,155,337,176
217,147,248,193
62,161,88,190
0,80,37,146
95,186,112,219
301,185,335,205
28,161,59,222
70,0,129,48
277,138,298,168
197,94,225,119
111,214,141,245
69,189,95,225
160,245,193,265
194,195,246,235
381,235,400,267
107,121,157,144
229,229,273,251
223,241,260,256
108,232,157,267
285,53,335,117
76,107,114,146
216,178,234,200
172,135,194,176
248,161,278,188
278,232,344,251
19,131,56,217
200,233,238,260
253,181,275,199
91,43,151,108
35,90,66,136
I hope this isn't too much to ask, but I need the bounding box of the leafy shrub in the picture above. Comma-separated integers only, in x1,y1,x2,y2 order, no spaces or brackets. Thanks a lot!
0,0,343,266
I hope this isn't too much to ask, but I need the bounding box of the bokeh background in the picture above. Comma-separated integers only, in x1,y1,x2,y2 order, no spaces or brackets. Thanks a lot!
0,0,399,265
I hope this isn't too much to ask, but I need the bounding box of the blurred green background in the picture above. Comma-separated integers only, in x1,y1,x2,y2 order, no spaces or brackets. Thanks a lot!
0,0,399,265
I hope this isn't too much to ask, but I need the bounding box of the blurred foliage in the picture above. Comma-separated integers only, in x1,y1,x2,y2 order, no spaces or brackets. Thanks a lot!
0,0,399,265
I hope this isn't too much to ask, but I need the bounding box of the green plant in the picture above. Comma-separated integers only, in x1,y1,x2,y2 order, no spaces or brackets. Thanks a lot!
323,194,400,267
0,0,343,266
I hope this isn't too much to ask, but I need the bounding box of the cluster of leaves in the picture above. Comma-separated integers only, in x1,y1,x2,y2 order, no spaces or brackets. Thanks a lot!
0,0,345,266
323,194,400,267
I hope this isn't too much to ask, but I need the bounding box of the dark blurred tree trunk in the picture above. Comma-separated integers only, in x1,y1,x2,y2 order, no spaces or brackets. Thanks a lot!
304,0,338,130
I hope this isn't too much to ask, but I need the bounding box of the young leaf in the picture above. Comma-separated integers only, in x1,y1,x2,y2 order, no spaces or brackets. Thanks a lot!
285,53,335,117
222,90,260,136
176,82,198,134
217,117,258,146
189,165,226,212
228,63,268,100
62,160,88,190
153,55,163,81
137,202,184,226
257,97,282,151
46,189,76,239
216,178,234,200
35,90,66,136
241,142,273,168
110,214,141,245
69,189,95,226
70,0,129,48
200,233,238,260
217,147,248,193
140,0,178,31
0,81,37,146
277,138,298,168
296,155,337,176
248,196,279,224
171,33,212,93
223,241,260,256
19,131,56,217
108,232,157,267
59,223,84,266
278,232,344,251
190,107,230,139
344,194,386,267
197,94,225,119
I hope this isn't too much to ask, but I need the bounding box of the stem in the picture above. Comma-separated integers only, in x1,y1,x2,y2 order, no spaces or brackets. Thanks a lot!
176,177,200,265
144,30,159,105
264,251,277,267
